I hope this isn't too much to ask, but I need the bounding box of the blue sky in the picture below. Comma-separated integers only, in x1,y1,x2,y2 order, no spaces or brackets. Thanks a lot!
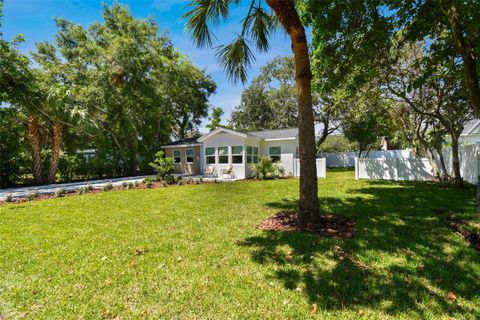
2,0,294,128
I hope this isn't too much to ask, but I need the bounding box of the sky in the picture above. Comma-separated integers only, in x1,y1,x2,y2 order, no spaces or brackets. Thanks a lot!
2,0,294,128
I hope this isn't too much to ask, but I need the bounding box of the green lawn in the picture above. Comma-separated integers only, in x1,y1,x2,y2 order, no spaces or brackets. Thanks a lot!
1,170,479,319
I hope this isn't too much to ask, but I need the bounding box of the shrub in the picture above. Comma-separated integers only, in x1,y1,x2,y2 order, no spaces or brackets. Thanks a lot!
178,180,185,186
175,176,182,183
199,177,203,183
251,156,285,180
153,175,160,182
149,151,175,180
164,175,175,184
122,181,128,188
134,181,140,188
55,188,66,197
103,182,113,191
128,182,135,189
161,181,168,187
86,184,93,192
144,176,152,184
5,193,13,202
26,190,40,201
194,179,200,184
145,180,153,188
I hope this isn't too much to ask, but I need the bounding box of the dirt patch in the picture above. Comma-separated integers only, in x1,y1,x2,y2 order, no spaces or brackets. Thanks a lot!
448,218,480,252
256,212,356,239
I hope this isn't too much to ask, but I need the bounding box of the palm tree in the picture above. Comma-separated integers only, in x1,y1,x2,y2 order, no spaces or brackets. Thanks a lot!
184,0,320,224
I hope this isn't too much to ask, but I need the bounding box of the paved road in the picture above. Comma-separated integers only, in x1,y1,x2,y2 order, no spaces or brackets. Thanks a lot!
0,175,153,201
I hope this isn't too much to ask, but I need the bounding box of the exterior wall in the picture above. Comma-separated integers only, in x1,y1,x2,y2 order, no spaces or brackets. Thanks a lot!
202,132,247,179
164,145,201,175
260,139,298,176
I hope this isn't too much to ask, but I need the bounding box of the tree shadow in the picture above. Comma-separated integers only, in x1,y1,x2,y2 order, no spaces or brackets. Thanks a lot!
239,180,479,317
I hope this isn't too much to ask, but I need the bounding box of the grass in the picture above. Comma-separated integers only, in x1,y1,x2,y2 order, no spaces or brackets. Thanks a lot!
1,170,479,319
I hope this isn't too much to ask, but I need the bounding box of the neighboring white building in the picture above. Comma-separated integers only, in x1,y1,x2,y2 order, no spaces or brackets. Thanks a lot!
162,127,326,179
460,119,480,145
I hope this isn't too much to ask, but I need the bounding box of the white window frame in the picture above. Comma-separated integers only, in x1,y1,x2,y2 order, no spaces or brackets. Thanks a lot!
269,146,281,162
218,146,229,164
247,146,259,164
173,149,181,163
185,149,194,164
231,146,243,164
205,147,216,165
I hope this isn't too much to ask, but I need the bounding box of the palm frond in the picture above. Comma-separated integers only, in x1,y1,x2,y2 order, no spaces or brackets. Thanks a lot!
215,35,254,83
243,6,273,52
183,0,232,48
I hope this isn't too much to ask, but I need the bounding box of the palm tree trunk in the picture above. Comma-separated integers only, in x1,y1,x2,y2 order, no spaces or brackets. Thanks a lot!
27,117,43,184
266,0,320,225
48,121,63,183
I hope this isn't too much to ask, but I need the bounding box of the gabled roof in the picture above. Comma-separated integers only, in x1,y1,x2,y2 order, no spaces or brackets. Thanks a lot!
197,126,259,142
462,119,480,135
248,128,298,140
162,136,201,148
163,127,299,147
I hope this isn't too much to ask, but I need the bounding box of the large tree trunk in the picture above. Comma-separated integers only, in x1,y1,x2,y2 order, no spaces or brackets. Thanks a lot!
47,120,63,184
266,0,320,225
27,117,43,184
450,133,463,187
434,140,450,180
440,0,480,116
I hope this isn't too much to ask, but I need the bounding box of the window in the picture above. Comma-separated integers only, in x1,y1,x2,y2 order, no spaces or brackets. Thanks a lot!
206,147,215,165
218,146,228,164
247,146,259,164
173,149,181,163
185,149,194,163
269,146,281,162
232,146,243,164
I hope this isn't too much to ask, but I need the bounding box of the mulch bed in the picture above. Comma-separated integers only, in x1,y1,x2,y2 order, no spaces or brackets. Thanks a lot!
256,211,356,239
447,217,480,252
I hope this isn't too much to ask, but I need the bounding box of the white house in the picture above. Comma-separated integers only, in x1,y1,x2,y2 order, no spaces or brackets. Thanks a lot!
460,119,480,145
162,127,326,179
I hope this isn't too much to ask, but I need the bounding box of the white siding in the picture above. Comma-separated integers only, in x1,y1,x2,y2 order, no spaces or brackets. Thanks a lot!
261,139,298,176
202,132,247,179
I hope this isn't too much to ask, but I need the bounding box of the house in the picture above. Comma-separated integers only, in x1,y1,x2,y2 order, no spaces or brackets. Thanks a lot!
162,127,326,179
460,119,480,145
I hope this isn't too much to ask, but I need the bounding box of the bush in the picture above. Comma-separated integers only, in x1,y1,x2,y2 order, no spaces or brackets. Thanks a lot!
5,193,13,202
144,176,152,184
199,177,203,183
163,175,175,184
149,151,175,180
122,181,128,188
161,181,168,187
86,184,93,192
134,181,140,188
175,176,182,183
145,180,153,188
26,190,40,201
251,156,285,180
128,182,135,189
55,188,66,197
103,182,113,191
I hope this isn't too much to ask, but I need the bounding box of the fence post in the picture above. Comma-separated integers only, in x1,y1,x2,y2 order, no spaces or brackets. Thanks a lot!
355,157,358,180
477,143,480,213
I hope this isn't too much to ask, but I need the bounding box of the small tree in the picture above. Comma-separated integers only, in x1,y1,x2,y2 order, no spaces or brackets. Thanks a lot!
206,107,223,131
149,151,175,180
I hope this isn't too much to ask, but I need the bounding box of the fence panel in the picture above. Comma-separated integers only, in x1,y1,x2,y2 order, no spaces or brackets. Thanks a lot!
323,150,415,167
356,158,433,181
294,158,326,178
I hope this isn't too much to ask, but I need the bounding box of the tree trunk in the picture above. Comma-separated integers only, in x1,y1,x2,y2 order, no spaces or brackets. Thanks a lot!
434,140,450,180
48,121,63,184
266,0,320,225
425,148,440,180
126,136,138,176
27,117,43,184
440,0,480,116
450,133,463,187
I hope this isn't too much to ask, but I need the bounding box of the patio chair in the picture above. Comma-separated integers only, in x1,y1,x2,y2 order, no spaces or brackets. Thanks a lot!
220,165,234,179
204,165,216,178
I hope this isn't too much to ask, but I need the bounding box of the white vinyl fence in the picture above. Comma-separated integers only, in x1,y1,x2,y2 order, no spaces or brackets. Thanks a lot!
294,158,326,178
441,144,479,185
355,144,480,184
355,158,433,181
322,150,415,167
